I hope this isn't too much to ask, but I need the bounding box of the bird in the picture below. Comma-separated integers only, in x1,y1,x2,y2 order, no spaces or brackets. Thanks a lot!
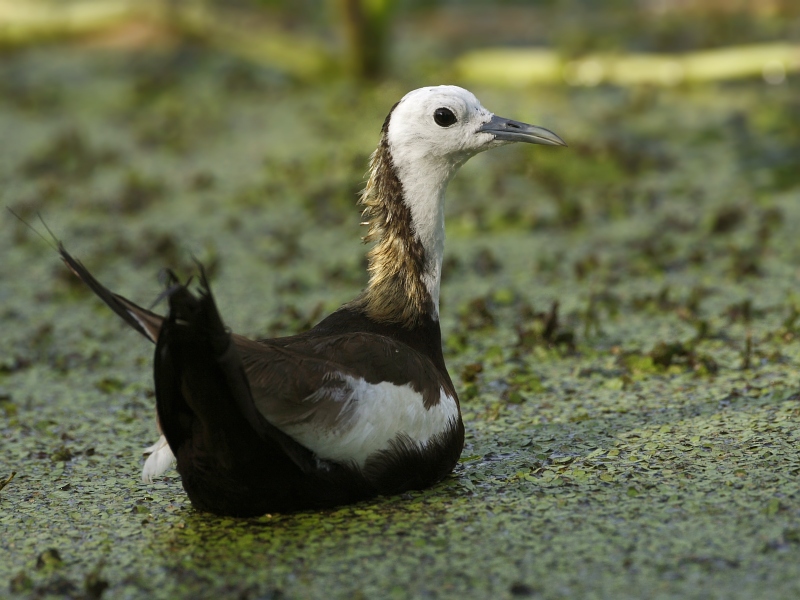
57,85,566,517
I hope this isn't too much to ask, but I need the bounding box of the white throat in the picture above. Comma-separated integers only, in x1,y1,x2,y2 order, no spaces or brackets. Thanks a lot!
388,148,466,320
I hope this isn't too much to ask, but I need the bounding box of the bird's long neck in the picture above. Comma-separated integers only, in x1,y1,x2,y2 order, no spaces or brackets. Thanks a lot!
355,121,458,328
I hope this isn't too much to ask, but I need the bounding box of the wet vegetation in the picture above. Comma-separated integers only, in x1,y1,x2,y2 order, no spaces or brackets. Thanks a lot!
2,1,800,599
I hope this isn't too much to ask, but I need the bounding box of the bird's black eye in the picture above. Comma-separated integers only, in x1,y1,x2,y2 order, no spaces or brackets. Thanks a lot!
433,107,457,127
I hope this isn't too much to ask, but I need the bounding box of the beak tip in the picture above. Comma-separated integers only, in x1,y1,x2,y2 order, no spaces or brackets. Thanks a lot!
546,132,568,148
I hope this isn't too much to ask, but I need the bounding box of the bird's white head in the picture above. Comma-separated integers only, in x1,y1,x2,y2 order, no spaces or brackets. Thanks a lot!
359,85,565,326
386,85,565,173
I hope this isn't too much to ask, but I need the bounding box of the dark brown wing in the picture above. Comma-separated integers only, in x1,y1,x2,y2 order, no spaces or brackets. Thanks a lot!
233,332,446,433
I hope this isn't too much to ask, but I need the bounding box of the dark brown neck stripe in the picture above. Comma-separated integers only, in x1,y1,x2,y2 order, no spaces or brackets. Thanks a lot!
352,103,434,328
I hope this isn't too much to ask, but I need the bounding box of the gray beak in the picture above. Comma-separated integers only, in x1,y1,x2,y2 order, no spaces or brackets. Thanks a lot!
478,115,567,147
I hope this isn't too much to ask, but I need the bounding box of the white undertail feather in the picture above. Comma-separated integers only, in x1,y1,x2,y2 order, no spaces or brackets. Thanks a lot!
141,435,175,483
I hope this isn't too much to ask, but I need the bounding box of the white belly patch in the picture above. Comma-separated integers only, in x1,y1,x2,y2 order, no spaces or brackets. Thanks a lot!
281,376,459,468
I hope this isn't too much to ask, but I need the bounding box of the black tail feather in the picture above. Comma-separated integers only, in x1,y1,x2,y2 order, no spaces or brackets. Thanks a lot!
155,274,332,473
13,211,385,515
158,272,264,437
153,274,371,516
58,243,163,343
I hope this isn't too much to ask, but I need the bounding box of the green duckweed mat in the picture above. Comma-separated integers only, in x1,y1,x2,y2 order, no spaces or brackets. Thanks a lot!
1,46,799,599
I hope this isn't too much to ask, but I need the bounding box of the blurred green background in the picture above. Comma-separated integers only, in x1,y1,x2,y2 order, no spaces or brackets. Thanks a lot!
2,0,799,82
2,1,800,600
